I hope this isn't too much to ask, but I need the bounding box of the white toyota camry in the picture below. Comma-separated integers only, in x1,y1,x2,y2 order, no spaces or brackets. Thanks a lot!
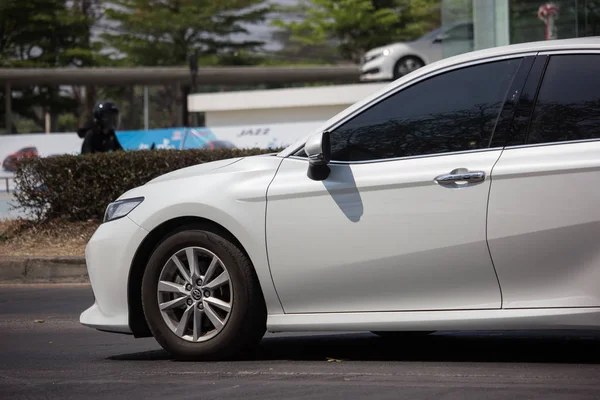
81,37,600,360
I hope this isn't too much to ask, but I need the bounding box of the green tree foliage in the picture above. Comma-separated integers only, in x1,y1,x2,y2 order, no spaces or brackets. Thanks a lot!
98,0,273,130
394,0,441,41
102,0,271,66
266,26,344,65
272,0,440,63
0,0,447,133
0,0,106,132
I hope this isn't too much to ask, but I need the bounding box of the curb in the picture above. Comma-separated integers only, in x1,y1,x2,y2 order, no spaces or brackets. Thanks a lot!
0,256,88,283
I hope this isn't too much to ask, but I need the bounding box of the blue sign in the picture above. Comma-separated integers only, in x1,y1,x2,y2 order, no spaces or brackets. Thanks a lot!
181,128,219,149
115,127,218,151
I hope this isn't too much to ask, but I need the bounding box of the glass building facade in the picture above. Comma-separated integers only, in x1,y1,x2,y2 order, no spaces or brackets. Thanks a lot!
440,0,600,58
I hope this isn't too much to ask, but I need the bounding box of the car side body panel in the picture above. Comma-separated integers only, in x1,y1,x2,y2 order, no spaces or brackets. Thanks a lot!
267,307,600,332
488,141,600,308
266,152,503,314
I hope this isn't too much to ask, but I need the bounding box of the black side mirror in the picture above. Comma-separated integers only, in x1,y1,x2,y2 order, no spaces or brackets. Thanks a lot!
305,131,331,181
433,33,449,43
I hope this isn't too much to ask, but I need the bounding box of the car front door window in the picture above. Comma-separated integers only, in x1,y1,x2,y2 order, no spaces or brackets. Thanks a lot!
444,24,474,41
527,54,600,145
328,58,522,162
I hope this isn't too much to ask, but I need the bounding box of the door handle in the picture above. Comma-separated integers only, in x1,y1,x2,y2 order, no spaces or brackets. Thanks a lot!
434,169,485,185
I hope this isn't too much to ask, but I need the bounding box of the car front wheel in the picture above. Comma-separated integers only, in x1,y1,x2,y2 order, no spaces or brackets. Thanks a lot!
393,56,424,79
141,228,266,360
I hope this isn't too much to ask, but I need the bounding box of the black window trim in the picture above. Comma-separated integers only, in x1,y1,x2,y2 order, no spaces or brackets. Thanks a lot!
288,51,539,164
505,49,600,150
501,54,549,147
489,55,537,148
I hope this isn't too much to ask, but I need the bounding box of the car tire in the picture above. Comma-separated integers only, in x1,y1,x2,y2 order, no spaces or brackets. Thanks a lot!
141,228,267,361
371,331,435,339
393,56,425,79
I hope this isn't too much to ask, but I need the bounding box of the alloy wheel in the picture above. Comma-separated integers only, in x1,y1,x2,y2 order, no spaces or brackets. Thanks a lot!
157,246,233,342
396,57,423,77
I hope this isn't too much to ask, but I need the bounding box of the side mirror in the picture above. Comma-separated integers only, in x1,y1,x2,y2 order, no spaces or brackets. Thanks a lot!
433,33,449,43
304,131,331,181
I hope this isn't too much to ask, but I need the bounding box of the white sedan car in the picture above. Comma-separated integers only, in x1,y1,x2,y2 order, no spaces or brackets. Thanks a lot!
360,21,474,82
81,37,600,360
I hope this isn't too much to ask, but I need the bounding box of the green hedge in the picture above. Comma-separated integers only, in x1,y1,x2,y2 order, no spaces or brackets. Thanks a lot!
14,148,282,222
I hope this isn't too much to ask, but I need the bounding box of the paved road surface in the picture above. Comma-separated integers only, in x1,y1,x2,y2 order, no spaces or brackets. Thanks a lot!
2,284,600,399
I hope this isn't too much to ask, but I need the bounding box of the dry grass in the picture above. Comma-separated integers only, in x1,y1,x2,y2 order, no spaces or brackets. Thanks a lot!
0,218,99,257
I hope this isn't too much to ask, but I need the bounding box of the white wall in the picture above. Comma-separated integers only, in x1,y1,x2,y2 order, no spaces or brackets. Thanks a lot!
188,83,387,128
206,105,347,127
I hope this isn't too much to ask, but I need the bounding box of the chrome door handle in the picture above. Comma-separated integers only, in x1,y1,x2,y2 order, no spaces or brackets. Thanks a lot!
435,169,485,185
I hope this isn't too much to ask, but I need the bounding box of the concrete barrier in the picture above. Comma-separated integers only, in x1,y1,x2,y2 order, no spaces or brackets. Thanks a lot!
0,256,87,283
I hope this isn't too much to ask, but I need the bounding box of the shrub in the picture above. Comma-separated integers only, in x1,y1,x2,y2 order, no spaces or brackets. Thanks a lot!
13,148,282,222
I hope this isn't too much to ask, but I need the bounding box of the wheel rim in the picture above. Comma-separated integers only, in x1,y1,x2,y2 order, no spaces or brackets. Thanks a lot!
157,246,233,343
397,58,422,76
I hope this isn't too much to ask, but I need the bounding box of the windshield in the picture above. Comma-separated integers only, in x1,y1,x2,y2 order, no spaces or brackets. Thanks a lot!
417,27,443,41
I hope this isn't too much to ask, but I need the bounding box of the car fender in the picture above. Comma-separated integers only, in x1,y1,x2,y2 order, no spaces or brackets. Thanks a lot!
387,44,430,66
123,155,285,314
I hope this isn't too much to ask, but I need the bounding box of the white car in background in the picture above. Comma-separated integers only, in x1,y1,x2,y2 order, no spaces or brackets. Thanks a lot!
81,37,600,360
360,21,474,81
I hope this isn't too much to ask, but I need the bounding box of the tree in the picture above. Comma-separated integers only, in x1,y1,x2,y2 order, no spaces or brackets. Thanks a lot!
272,0,440,63
0,0,107,133
265,27,344,65
99,0,273,129
394,0,441,41
66,0,110,127
102,0,271,66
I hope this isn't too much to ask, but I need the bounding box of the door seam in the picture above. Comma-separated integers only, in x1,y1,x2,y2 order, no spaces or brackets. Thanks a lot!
264,157,287,313
486,148,505,309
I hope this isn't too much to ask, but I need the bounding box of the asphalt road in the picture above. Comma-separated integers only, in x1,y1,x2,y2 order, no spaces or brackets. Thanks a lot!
2,285,600,399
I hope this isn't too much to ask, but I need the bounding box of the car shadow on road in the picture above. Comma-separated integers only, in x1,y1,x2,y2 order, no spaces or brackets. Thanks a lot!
108,330,600,364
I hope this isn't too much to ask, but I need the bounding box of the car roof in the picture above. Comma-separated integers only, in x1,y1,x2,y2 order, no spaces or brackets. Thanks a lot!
278,37,600,157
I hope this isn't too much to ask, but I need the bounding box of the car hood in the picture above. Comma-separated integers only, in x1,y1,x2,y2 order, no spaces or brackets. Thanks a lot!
144,156,245,185
116,153,283,202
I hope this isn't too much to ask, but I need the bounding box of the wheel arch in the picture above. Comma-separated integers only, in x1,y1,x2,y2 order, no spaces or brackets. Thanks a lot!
127,215,262,338
393,55,426,79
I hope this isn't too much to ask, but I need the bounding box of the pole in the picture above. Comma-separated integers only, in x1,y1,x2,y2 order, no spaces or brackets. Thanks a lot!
143,85,149,131
175,81,183,127
575,0,579,37
181,85,189,127
188,50,198,127
5,83,11,134
45,111,50,134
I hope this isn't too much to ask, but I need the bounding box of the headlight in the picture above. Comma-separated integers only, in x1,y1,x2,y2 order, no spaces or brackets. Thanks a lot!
363,48,392,63
103,197,144,223
364,52,383,63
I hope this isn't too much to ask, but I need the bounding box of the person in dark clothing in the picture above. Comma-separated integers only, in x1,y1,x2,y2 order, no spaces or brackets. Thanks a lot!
78,101,124,154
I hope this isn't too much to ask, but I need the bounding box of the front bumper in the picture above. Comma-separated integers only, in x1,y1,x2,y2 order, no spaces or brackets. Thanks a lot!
360,56,396,82
80,216,148,334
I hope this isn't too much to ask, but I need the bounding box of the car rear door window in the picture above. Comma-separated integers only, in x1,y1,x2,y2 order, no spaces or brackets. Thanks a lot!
445,23,474,41
329,58,522,162
527,54,600,145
